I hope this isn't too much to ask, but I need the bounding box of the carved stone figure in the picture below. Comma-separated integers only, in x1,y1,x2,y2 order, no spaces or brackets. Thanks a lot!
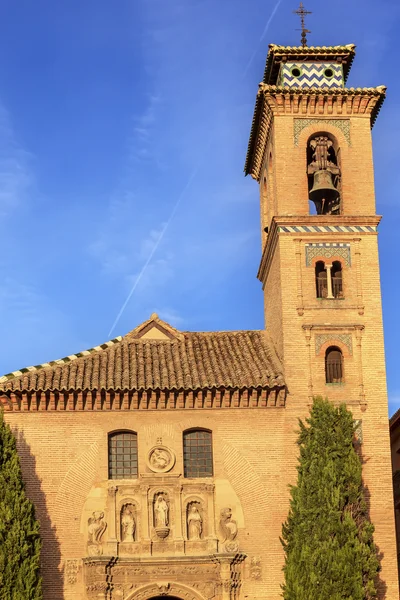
187,503,202,540
121,504,136,542
154,494,169,528
151,448,170,469
87,511,107,556
219,507,238,552
147,445,175,473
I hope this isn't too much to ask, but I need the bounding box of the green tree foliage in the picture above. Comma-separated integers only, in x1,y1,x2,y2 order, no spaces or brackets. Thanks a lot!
0,410,42,599
281,397,380,600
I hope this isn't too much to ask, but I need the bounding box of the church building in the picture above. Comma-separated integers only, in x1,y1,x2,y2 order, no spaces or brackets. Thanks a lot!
0,37,398,600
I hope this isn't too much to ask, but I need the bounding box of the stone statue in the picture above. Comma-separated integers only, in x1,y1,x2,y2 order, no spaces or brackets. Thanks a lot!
219,507,238,552
87,511,107,556
154,494,169,528
187,503,202,540
121,504,136,542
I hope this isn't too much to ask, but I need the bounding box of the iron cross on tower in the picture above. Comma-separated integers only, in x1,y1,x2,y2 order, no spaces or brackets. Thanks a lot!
293,2,312,47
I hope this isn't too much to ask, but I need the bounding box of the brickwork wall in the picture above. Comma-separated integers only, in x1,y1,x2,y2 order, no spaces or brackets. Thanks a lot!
6,408,298,600
259,113,399,598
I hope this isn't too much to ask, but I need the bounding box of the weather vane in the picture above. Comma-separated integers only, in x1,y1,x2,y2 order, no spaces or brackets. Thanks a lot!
293,2,312,47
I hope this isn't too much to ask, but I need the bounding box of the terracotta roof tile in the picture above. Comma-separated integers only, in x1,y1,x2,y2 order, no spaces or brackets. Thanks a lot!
0,323,284,393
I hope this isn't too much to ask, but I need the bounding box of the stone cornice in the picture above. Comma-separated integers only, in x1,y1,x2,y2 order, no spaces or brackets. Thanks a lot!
0,386,287,412
257,215,381,286
245,85,386,181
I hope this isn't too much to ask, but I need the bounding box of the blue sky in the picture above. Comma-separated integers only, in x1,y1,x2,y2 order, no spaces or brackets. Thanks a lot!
1,0,399,415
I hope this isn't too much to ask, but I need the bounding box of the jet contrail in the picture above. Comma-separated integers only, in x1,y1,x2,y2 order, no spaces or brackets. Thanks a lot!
108,166,199,337
108,0,284,337
243,0,284,77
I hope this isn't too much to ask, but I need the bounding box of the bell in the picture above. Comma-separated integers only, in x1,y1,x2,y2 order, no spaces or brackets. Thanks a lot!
309,169,340,215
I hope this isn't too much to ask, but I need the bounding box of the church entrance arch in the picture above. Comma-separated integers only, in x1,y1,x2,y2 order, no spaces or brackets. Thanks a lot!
125,582,207,600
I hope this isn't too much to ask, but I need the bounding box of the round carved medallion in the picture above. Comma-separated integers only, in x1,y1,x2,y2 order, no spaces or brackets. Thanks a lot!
147,445,175,473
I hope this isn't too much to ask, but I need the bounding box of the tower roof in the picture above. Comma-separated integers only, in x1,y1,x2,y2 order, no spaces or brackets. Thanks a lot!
0,315,285,393
263,44,356,85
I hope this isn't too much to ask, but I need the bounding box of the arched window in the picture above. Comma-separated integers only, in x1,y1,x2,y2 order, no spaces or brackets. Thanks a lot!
108,431,138,480
325,346,344,384
315,260,328,298
183,429,213,478
332,260,343,298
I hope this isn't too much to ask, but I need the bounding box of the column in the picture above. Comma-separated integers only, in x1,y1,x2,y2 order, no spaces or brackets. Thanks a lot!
325,264,334,299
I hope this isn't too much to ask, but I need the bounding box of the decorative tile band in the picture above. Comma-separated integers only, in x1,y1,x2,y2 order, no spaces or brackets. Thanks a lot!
315,333,353,355
0,337,123,383
305,242,351,266
280,63,344,89
278,225,376,234
294,118,351,146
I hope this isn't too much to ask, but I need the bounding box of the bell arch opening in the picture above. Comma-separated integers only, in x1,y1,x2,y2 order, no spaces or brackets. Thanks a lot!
307,132,341,215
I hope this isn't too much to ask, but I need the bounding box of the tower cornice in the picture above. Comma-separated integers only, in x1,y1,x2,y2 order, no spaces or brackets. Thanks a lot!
245,85,386,180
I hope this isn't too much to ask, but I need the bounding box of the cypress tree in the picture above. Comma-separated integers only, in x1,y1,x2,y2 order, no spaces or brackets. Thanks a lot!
281,397,379,600
0,410,42,599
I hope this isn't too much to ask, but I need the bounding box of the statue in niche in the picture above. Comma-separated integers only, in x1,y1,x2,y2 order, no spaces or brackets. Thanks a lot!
121,504,136,542
154,494,169,528
307,135,341,215
187,503,202,540
87,511,107,556
219,507,238,552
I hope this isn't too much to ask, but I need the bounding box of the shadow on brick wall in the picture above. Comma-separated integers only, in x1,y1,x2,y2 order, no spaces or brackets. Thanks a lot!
361,465,388,599
14,428,64,600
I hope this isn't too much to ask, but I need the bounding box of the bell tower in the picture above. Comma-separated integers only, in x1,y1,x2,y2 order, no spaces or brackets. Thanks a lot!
245,39,399,598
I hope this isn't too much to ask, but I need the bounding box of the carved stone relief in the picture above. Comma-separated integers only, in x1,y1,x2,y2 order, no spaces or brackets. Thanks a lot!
87,511,107,556
147,445,176,473
84,556,246,600
63,559,81,585
219,507,238,552
250,556,262,580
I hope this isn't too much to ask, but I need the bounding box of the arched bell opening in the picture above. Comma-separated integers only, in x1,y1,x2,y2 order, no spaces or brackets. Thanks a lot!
315,260,328,298
332,260,343,298
307,132,341,215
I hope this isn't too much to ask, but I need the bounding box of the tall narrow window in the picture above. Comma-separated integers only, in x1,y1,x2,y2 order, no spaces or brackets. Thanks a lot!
332,261,343,298
315,261,328,298
183,429,213,478
108,431,138,480
325,347,344,384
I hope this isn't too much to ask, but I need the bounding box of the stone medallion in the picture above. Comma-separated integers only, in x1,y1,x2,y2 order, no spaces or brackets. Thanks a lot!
147,445,175,473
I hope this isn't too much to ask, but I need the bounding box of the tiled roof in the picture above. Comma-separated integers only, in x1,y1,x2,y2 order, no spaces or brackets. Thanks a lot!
263,44,356,85
0,317,285,393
